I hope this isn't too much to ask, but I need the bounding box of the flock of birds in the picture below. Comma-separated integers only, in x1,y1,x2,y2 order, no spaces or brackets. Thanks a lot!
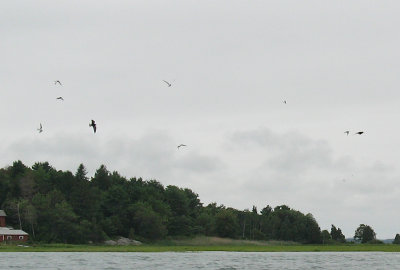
37,80,187,149
281,100,364,136
36,80,363,150
344,131,364,136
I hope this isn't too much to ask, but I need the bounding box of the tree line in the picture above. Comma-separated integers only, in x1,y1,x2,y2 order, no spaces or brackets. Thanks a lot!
0,160,394,244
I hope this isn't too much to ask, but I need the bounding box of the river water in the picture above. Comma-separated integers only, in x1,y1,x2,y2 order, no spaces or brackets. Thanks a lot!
0,252,399,270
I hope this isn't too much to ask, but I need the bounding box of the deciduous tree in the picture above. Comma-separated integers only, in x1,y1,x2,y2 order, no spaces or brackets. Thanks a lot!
354,224,376,243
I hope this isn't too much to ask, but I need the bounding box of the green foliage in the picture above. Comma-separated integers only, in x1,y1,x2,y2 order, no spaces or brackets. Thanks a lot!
257,205,321,243
0,170,10,206
3,242,400,252
367,239,384,244
393,234,400,244
91,165,111,190
215,209,239,238
10,160,27,178
260,205,272,216
131,202,167,240
196,211,215,235
128,228,135,239
354,224,376,243
0,160,327,244
330,225,346,243
321,230,332,244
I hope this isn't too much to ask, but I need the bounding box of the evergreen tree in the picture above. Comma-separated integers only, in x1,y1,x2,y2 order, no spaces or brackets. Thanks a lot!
330,224,346,242
91,165,111,190
393,234,400,244
75,164,89,182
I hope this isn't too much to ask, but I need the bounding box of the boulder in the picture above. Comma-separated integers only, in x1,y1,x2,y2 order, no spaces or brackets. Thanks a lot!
104,240,117,246
105,237,142,246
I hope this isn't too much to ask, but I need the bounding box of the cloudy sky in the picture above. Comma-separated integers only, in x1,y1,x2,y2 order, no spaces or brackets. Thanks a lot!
2,0,400,239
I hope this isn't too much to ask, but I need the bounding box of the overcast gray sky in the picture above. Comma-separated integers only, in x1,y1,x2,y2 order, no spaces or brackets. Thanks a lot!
2,0,400,239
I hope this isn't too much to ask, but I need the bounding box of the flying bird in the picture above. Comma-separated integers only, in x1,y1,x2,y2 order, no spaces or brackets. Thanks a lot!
177,144,187,149
163,80,172,87
355,131,364,135
56,97,64,101
54,80,62,86
89,120,96,133
344,131,350,136
37,123,43,133
283,100,287,104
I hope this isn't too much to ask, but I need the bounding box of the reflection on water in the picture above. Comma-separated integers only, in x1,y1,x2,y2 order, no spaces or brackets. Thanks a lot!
0,252,399,270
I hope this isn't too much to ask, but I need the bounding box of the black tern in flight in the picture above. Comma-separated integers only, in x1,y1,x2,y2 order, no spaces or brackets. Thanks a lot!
54,80,62,86
89,120,96,133
37,123,43,133
344,131,350,136
177,144,187,149
56,97,64,101
355,131,364,135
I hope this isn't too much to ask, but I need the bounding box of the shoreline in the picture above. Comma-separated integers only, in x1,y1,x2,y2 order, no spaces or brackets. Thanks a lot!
1,244,400,252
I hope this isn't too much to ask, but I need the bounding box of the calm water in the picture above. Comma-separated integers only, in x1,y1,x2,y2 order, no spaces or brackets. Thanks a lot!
0,252,399,270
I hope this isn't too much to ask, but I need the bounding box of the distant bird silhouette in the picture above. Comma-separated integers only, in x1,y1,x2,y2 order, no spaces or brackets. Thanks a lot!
37,123,43,133
177,144,186,149
283,100,287,104
163,80,172,87
344,131,350,136
54,80,62,86
89,120,96,133
355,131,364,135
56,97,64,101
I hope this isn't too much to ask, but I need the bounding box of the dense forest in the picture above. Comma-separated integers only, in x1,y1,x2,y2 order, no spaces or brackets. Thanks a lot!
0,160,336,244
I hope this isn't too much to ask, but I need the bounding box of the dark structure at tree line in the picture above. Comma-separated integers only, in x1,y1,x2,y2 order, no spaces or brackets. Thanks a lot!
0,160,374,244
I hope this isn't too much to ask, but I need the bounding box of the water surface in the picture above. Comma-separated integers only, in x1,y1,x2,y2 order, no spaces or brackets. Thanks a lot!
0,252,399,270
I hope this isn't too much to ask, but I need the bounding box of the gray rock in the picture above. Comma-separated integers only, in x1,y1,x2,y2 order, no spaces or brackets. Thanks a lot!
105,237,142,246
104,240,117,246
130,240,142,246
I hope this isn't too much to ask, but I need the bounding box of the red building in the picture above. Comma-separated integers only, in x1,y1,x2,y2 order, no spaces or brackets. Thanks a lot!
0,210,29,242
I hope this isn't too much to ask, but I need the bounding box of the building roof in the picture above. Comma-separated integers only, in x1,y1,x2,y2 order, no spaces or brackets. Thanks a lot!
0,210,6,217
0,227,29,236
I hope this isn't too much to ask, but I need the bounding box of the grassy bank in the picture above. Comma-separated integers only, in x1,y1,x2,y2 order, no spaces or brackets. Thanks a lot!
2,244,400,252
1,237,400,252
